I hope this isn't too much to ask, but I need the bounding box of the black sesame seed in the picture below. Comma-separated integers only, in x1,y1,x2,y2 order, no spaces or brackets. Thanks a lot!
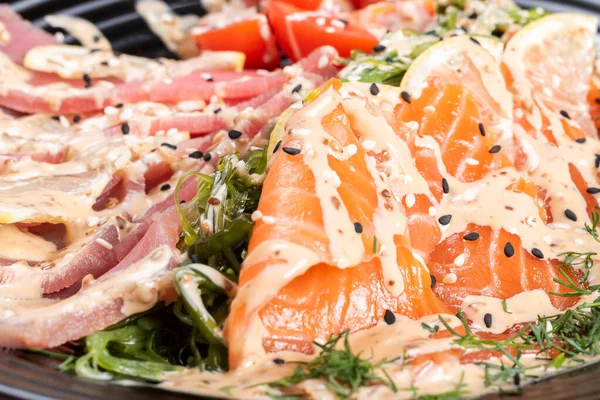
565,209,577,222
93,35,101,43
189,151,203,159
228,129,242,139
478,122,486,136
463,232,480,241
273,140,282,154
469,37,481,46
576,138,587,143
430,274,437,288
459,26,468,33
115,103,124,108
51,115,60,121
213,107,222,114
370,83,380,96
489,145,501,154
373,44,386,52
90,48,101,53
484,313,492,328
160,184,171,191
206,76,214,82
468,12,478,19
384,310,396,325
180,200,186,204
385,56,394,63
121,123,130,135
191,254,201,263
203,153,212,161
442,178,450,194
504,242,515,258
595,154,600,169
531,248,544,259
273,358,285,365
73,115,81,123
438,214,452,225
354,222,363,234
401,91,412,104
161,142,177,150
282,146,301,156
100,61,109,66
83,73,92,88
338,18,349,25
424,30,436,36
514,373,521,386
560,110,571,119
291,84,302,94
587,187,600,194
596,98,600,105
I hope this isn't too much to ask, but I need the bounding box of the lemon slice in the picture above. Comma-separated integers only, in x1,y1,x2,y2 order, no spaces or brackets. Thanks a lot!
400,35,513,122
503,13,597,136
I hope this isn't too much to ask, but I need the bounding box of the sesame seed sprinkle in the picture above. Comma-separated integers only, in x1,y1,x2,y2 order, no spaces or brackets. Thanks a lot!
401,91,412,104
189,150,203,159
214,107,222,114
478,122,486,136
576,138,586,143
354,222,363,234
370,83,380,95
560,110,571,119
484,313,492,328
531,248,544,259
587,187,600,194
438,214,452,225
73,115,81,123
442,178,450,194
160,184,171,191
228,130,242,139
469,37,481,46
83,73,92,88
504,242,515,258
291,84,302,94
596,98,600,104
373,44,386,52
595,154,600,168
273,140,282,153
121,123,129,135
383,310,396,325
430,274,437,288
161,143,177,150
282,146,301,156
273,358,285,365
463,232,480,241
489,145,501,154
203,153,212,161
565,209,577,222
115,103,124,108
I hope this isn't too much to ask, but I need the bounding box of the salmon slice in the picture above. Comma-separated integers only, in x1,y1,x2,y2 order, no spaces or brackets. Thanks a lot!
226,83,449,368
427,224,580,311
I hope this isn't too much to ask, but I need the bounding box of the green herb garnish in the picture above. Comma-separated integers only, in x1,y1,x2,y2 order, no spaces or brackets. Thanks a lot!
267,330,397,399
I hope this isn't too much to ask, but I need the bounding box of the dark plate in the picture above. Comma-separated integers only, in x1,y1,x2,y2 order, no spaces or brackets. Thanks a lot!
3,0,600,399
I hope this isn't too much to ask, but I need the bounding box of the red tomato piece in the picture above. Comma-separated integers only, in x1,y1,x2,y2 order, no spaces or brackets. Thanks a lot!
267,1,378,61
193,15,280,70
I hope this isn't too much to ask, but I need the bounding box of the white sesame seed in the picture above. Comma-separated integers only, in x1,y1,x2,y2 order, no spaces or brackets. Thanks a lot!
166,128,178,136
345,144,357,156
443,273,457,284
428,206,437,216
361,140,377,150
59,115,70,128
251,210,263,222
104,106,118,115
262,216,276,224
465,157,480,166
404,194,416,208
96,238,113,250
316,17,326,26
453,254,465,266
331,19,346,29
575,238,584,245
120,108,133,120
318,55,329,69
543,235,553,245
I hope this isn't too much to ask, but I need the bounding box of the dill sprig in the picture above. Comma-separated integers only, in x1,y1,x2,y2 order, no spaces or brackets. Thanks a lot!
409,372,468,399
549,267,600,297
267,330,397,399
585,210,600,243
559,251,597,284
